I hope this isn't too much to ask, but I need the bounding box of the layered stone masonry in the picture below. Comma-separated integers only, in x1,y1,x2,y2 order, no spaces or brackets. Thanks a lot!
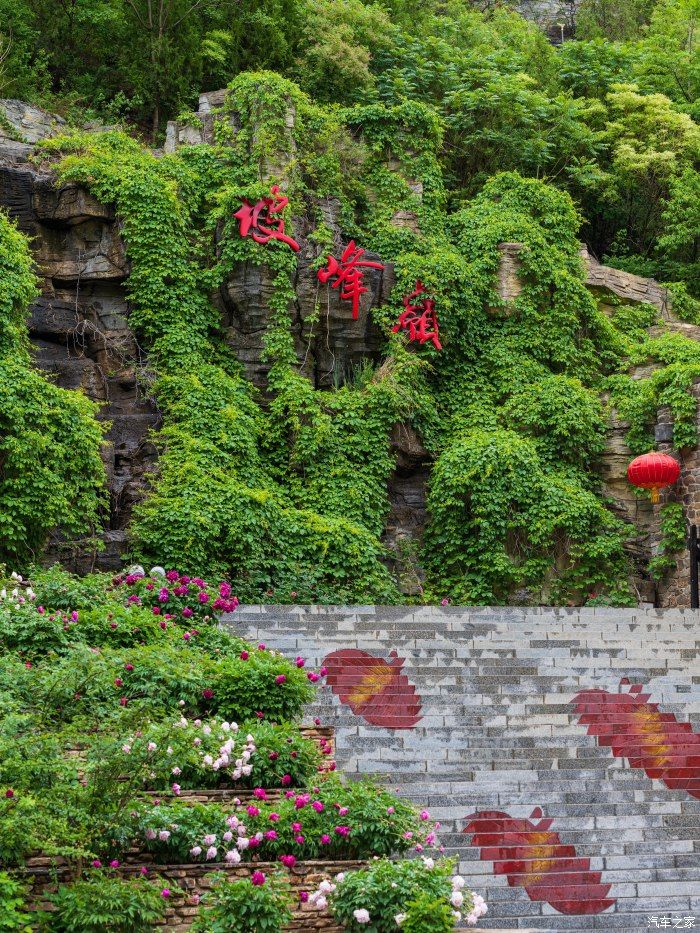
224,605,700,932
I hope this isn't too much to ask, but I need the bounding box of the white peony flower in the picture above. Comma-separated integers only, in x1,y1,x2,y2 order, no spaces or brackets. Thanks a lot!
395,914,406,926
450,891,464,908
353,909,371,924
451,875,465,890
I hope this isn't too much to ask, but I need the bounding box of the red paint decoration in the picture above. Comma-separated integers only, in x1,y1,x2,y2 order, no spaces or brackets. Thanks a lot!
572,678,700,800
234,185,300,252
322,649,422,729
626,452,680,503
464,807,615,915
317,241,384,320
392,281,442,350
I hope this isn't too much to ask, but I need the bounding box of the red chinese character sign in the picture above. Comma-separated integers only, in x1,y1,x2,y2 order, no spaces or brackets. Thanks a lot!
234,185,300,252
392,280,442,350
317,241,384,320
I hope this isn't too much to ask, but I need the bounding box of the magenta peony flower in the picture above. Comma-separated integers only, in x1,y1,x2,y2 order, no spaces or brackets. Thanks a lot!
319,667,328,677
275,674,286,685
280,855,296,868
420,810,430,820
253,788,268,800
264,830,278,840
307,672,320,682
320,834,331,845
312,801,324,813
240,650,249,660
299,891,309,902
202,688,214,700
295,657,305,668
124,663,134,672
182,608,193,619
161,888,171,898
246,805,259,817
91,859,101,868
109,860,120,868
281,774,292,786
268,751,279,761
114,678,123,687
334,826,350,837
119,697,128,707
198,591,210,604
250,871,265,886
269,812,280,821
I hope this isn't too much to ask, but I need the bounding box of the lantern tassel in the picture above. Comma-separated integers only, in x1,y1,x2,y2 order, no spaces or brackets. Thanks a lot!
651,487,660,504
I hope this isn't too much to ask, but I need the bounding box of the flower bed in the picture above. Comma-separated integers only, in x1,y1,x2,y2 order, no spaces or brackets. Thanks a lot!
26,860,365,931
1,566,487,930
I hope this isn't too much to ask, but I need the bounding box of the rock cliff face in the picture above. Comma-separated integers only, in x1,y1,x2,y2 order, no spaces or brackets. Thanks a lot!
0,103,158,570
1,98,695,604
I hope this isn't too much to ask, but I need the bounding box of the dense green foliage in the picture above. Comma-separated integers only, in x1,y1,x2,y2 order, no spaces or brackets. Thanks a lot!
1,0,698,602
0,212,105,564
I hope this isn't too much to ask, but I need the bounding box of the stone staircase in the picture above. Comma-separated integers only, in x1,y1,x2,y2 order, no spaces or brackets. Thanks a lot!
222,606,700,931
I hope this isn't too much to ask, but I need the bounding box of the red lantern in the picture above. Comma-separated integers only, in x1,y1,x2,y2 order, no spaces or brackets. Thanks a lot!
627,452,680,503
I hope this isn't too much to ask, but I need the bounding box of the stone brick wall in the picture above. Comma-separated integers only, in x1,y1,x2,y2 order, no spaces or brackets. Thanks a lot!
225,605,700,931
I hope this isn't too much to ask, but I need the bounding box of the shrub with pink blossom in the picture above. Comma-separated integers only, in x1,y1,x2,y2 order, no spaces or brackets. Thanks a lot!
113,570,239,624
131,777,435,865
189,870,292,932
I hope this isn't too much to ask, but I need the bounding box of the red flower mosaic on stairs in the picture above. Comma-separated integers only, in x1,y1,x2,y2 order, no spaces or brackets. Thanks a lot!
321,649,422,729
572,678,700,799
464,807,615,915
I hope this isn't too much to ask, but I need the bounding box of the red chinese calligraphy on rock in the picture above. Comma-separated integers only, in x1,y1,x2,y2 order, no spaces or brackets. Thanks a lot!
392,280,442,350
317,241,384,319
321,649,422,729
464,807,615,915
572,678,700,799
234,184,300,252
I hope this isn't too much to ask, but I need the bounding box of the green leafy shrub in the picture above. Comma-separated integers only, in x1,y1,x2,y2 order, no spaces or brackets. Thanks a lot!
328,858,468,932
46,872,172,932
0,870,31,931
23,566,116,613
190,871,293,933
402,893,456,933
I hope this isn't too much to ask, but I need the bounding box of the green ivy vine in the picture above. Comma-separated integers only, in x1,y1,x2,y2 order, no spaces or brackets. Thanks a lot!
25,69,700,605
0,209,106,562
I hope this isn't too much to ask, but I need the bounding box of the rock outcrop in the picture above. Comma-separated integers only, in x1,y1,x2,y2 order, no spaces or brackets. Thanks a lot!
1,96,694,604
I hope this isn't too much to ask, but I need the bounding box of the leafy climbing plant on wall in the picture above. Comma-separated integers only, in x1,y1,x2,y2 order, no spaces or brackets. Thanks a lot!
29,70,700,605
0,209,106,562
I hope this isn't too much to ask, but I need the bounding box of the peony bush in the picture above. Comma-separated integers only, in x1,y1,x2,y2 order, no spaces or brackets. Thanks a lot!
309,858,487,931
